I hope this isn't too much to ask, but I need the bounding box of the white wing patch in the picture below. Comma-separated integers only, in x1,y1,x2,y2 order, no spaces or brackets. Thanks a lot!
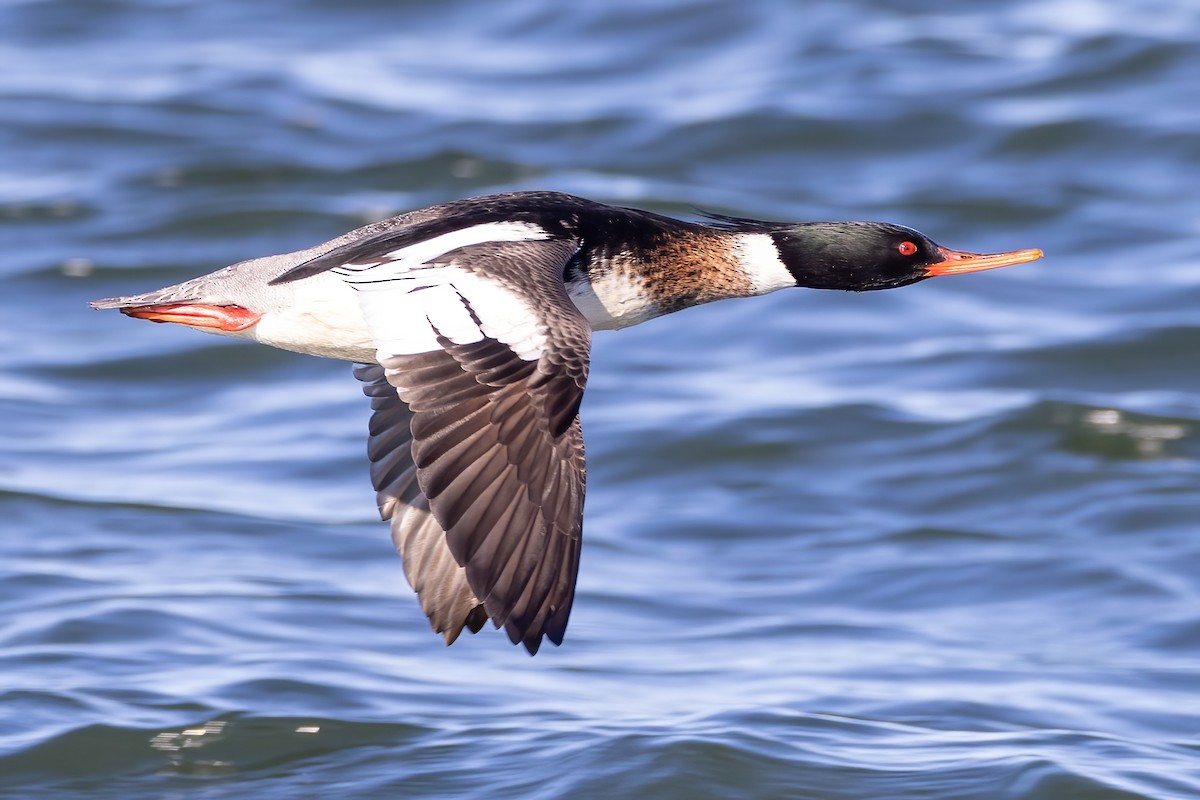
337,221,549,273
336,222,551,361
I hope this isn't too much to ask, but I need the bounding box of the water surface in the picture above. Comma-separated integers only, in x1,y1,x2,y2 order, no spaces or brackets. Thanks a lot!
2,1,1199,797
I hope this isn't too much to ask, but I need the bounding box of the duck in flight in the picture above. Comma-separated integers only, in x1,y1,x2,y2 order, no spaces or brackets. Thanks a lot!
91,191,1042,654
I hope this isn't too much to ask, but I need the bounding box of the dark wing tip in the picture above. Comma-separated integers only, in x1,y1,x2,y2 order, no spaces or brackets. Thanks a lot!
440,605,488,645
466,605,488,634
516,626,558,656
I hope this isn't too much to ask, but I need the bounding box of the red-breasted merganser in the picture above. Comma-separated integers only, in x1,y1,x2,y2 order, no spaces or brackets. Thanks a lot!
91,190,1042,654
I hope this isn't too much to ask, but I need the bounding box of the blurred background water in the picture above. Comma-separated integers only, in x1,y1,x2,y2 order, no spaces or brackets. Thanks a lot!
2,0,1199,797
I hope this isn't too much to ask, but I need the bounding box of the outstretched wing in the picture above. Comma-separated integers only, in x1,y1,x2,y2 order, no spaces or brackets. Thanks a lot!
354,363,490,642
335,234,589,654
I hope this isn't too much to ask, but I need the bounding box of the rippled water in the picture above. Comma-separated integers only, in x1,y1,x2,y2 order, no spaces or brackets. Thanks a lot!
4,0,1200,797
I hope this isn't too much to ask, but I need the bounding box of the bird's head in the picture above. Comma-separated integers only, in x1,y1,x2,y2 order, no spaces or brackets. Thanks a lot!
765,221,1042,291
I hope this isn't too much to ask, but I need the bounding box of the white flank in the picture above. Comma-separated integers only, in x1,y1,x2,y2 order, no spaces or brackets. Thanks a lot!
252,270,377,362
567,270,657,331
736,232,794,295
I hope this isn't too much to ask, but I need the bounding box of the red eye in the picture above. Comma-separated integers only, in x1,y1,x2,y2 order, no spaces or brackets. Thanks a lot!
897,241,918,256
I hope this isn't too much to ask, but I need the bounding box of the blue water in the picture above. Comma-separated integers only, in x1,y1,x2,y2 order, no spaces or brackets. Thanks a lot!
3,1,1200,797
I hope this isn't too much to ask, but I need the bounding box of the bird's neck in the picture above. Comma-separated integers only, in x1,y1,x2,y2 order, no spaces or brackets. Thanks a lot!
566,231,795,331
